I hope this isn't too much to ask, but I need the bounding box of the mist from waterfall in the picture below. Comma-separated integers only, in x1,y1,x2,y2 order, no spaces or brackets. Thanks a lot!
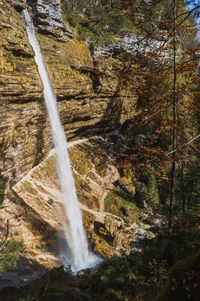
23,8,99,273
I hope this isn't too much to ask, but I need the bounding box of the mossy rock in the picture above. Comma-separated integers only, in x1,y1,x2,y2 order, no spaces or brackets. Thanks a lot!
104,185,141,223
78,141,108,177
119,176,135,195
69,147,92,176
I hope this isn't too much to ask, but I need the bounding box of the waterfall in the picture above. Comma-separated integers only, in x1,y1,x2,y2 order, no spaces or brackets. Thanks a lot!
23,9,99,273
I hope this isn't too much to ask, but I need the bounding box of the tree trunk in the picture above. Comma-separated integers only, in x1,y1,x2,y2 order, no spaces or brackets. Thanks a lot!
181,162,186,213
169,0,177,229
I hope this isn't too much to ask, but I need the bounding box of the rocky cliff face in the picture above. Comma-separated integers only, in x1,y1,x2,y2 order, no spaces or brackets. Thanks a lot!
0,0,138,185
10,0,72,41
0,0,141,280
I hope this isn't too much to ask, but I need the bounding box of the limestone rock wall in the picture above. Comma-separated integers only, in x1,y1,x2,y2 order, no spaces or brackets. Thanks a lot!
0,0,138,185
0,0,145,276
26,0,73,41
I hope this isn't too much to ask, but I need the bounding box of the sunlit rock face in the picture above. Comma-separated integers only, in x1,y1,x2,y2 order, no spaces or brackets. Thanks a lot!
92,33,166,59
27,0,73,41
2,137,156,271
0,0,142,275
0,139,120,270
10,0,72,40
0,0,138,184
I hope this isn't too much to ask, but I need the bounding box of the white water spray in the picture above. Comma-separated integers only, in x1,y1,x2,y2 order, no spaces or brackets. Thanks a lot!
23,9,99,273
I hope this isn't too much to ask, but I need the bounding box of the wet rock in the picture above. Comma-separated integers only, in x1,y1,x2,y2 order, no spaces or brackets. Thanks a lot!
52,265,71,279
77,268,91,277
141,214,165,228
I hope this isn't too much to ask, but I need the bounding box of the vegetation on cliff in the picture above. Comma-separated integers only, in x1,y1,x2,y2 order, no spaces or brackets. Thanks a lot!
60,0,200,299
1,0,200,300
0,189,21,275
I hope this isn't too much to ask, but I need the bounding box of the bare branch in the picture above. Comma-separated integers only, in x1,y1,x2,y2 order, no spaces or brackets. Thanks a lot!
167,133,200,156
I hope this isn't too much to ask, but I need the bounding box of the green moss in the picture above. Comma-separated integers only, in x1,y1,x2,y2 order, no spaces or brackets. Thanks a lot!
74,174,90,192
123,200,136,209
94,161,107,177
120,176,136,195
69,141,109,178
78,141,108,177
66,98,78,103
69,147,92,176
105,185,141,223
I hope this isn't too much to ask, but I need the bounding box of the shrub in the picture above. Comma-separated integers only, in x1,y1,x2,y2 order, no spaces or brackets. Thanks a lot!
147,174,160,205
0,240,21,273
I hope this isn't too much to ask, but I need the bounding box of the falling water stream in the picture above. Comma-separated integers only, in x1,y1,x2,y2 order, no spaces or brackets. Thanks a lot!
23,9,99,273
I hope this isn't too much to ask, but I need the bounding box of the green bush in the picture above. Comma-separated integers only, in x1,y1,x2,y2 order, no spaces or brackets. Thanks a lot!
147,174,160,205
62,2,78,28
0,240,21,273
62,0,128,45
